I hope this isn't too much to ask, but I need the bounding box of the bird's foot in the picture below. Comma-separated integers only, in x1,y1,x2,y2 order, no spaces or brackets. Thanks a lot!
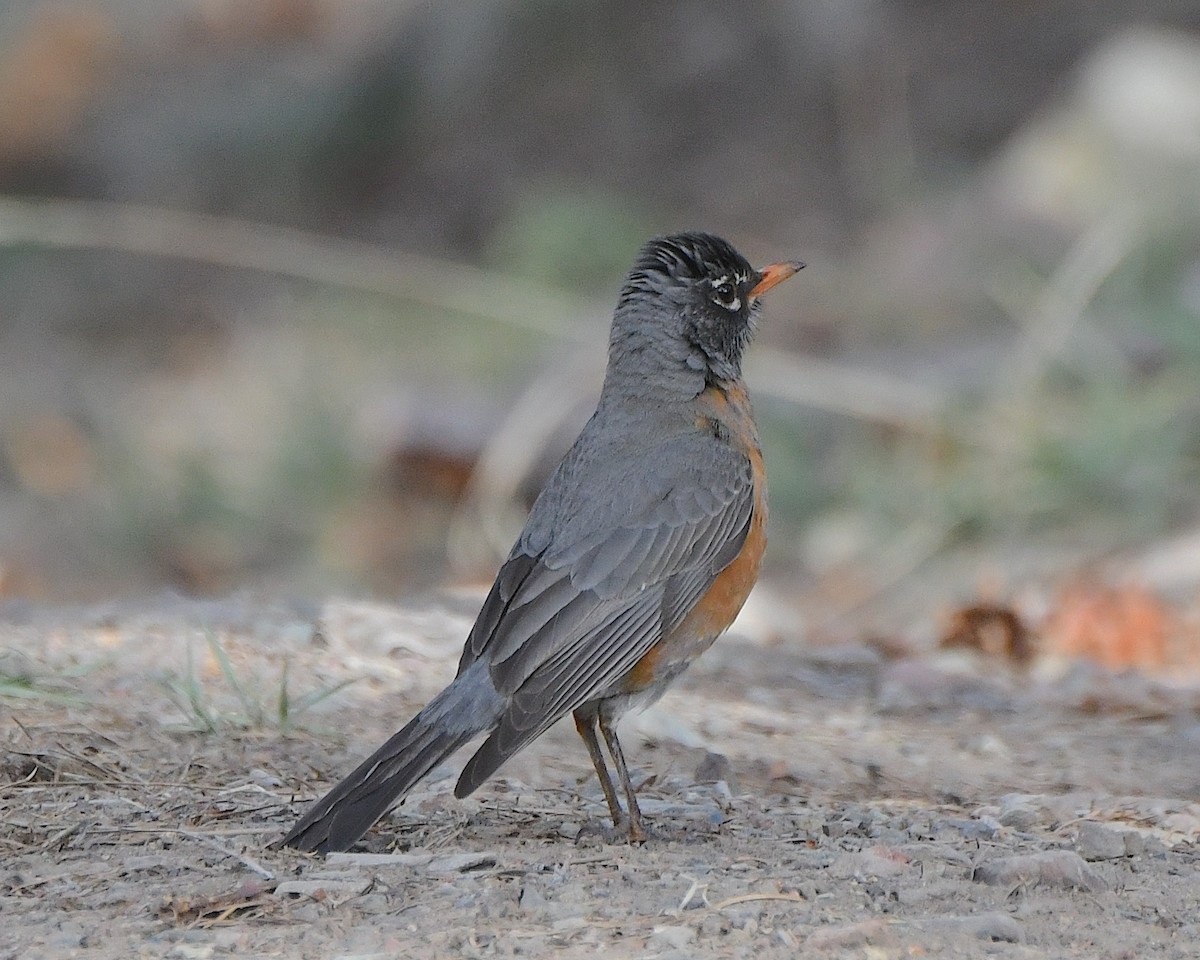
574,813,651,846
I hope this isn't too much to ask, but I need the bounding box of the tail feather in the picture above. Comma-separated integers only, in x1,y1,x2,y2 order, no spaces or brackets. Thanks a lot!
281,665,501,853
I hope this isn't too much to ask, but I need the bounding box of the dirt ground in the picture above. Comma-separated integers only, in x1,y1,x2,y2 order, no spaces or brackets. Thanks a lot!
3,592,1200,959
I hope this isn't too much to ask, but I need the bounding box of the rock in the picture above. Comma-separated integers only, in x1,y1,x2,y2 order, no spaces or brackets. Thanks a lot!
557,821,581,840
997,793,1042,830
945,816,1000,840
519,885,548,913
997,805,1039,830
973,850,1107,892
649,925,696,950
806,918,892,950
694,751,738,794
166,946,214,959
635,797,724,824
829,847,911,880
1075,821,1129,860
354,894,393,915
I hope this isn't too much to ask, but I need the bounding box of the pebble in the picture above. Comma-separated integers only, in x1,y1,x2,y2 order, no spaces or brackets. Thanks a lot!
518,885,548,913
829,848,911,880
557,821,581,840
997,805,1039,830
1075,821,1129,861
166,946,214,960
945,816,1000,840
694,752,738,794
291,903,322,922
649,925,696,950
805,918,892,950
355,894,393,915
997,794,1042,830
1122,830,1146,856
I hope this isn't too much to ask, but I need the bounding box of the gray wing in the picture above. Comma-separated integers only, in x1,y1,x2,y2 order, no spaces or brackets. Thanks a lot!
453,431,756,794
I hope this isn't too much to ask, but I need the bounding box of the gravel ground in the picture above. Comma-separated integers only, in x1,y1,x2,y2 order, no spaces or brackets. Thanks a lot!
2,594,1200,959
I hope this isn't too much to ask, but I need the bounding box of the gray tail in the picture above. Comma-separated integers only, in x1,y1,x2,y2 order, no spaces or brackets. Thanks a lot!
280,666,500,854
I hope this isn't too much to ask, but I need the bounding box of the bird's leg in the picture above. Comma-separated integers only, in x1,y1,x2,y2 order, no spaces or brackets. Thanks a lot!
597,713,647,844
573,710,624,828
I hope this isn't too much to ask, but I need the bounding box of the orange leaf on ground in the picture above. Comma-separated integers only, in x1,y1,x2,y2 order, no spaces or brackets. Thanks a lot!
940,603,1034,664
1043,582,1172,671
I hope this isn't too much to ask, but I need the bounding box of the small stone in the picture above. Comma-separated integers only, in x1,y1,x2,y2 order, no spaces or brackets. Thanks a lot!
694,751,739,794
166,946,214,960
997,794,1042,830
354,894,393,915
806,918,891,950
946,816,1000,840
773,928,798,947
291,903,322,922
973,850,1107,892
997,805,1038,830
1076,821,1128,861
519,886,548,913
649,925,696,950
829,848,911,880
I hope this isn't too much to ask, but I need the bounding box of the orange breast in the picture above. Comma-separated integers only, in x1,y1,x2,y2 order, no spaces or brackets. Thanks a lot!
621,380,767,693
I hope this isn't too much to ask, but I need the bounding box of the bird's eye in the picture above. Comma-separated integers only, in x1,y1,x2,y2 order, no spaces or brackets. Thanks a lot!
712,281,738,308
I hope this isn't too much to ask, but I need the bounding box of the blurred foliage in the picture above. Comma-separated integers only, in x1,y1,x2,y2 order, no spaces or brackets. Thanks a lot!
827,226,1200,561
485,187,658,293
2,3,1200,602
159,629,357,734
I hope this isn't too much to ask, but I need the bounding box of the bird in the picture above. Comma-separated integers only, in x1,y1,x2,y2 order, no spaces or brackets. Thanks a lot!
281,232,803,853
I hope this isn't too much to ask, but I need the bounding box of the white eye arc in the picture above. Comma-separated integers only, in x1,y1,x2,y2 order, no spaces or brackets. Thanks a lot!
711,278,740,310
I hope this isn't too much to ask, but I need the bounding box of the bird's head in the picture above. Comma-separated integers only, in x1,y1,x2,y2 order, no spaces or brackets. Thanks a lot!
608,232,803,393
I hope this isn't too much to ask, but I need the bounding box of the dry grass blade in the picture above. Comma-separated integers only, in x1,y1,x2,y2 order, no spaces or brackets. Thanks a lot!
1001,209,1145,398
161,638,218,733
0,677,80,704
709,891,807,910
157,629,359,733
161,879,279,928
180,830,276,880
0,195,601,339
0,653,84,705
276,661,359,734
204,628,263,728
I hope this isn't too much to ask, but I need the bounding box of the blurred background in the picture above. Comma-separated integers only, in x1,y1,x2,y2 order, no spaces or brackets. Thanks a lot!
2,0,1200,648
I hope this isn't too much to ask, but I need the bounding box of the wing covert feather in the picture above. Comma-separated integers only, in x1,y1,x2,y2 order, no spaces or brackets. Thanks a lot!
461,430,757,727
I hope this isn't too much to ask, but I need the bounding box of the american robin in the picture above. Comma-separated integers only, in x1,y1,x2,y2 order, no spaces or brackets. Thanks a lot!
282,232,802,853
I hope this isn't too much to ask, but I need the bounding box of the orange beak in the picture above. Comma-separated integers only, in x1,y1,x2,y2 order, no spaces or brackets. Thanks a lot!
749,260,805,300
